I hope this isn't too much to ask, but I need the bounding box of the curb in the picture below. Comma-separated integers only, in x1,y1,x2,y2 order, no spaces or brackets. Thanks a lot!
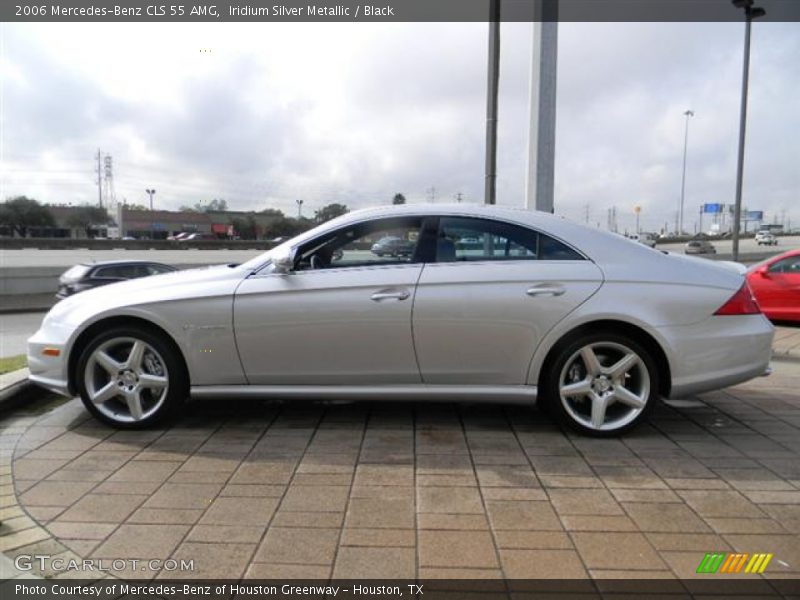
0,368,33,411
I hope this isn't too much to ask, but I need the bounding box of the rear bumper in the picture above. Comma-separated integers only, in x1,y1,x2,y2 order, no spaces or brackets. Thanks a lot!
658,314,774,399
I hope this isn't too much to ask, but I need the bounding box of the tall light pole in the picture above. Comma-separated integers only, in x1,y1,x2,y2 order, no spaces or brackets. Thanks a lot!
731,0,765,261
146,189,156,211
484,0,500,205
146,189,156,239
296,199,304,218
678,109,694,236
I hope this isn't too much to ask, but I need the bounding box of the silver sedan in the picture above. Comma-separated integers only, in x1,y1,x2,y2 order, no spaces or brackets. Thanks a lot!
27,204,774,436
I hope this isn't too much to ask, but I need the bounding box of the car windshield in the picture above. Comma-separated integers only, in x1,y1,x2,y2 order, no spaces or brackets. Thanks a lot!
61,264,92,281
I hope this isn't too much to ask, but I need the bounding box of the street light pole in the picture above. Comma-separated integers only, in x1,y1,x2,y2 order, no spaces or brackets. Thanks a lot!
679,109,694,236
146,189,156,239
731,0,765,261
296,199,304,219
146,189,156,211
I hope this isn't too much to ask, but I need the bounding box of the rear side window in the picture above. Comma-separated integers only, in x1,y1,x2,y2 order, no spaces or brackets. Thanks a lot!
93,265,137,279
436,217,583,263
146,264,173,275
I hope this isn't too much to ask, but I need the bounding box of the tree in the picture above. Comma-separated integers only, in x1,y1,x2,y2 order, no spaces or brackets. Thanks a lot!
124,203,148,211
178,198,228,213
392,193,406,205
263,216,312,239
314,203,348,224
230,215,258,240
0,196,55,237
66,205,110,238
259,208,284,217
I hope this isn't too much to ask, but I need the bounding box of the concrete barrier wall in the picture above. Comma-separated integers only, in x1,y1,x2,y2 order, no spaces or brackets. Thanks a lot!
0,264,200,313
0,238,278,251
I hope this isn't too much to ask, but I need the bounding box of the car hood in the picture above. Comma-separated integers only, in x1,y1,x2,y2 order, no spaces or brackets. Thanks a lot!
45,264,249,326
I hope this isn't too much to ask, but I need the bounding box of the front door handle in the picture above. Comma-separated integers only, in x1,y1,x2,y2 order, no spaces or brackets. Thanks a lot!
371,289,411,302
526,284,566,297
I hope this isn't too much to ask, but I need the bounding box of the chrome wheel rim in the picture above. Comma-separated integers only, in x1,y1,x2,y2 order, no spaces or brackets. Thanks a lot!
559,341,650,432
84,337,169,423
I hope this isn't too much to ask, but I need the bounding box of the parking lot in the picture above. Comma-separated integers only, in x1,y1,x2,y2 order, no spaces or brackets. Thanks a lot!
0,329,798,587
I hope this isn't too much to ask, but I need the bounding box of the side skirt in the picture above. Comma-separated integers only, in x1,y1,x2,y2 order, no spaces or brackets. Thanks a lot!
190,384,538,405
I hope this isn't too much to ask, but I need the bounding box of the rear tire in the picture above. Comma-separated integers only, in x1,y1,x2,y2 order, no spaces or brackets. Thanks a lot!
76,326,187,429
541,332,658,437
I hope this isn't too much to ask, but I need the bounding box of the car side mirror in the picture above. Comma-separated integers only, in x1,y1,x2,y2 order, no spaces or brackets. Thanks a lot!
272,247,296,274
757,265,770,277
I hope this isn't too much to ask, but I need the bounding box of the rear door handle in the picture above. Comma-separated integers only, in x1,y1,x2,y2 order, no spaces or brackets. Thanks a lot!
526,284,566,297
371,289,411,302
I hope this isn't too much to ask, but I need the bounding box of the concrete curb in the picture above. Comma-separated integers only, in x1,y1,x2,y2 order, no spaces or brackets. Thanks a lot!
0,368,33,410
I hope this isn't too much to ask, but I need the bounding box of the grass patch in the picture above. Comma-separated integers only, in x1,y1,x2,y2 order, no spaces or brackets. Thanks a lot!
0,354,27,375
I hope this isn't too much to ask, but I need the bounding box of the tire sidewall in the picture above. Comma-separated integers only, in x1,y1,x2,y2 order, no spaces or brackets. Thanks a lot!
76,326,187,429
543,331,659,437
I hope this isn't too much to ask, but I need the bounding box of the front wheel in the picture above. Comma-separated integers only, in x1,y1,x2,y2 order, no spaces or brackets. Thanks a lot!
76,327,187,428
542,333,658,436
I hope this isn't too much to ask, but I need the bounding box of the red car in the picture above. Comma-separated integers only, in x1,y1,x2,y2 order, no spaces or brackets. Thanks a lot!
747,248,800,322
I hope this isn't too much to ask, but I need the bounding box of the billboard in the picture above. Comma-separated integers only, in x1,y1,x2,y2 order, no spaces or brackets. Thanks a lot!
746,211,764,221
703,203,723,214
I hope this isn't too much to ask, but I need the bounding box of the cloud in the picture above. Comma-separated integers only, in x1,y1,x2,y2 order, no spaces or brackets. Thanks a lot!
1,21,797,232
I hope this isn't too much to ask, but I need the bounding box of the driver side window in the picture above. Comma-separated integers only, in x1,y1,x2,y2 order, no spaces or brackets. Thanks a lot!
295,217,423,271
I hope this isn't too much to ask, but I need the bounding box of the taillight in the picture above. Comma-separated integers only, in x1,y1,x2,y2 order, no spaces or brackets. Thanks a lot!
714,283,761,316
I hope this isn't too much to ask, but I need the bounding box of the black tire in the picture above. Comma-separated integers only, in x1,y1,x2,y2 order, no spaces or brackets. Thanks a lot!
76,326,188,429
541,331,659,437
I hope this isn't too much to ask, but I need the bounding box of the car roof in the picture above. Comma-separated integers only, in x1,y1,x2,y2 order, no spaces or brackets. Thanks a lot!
80,260,172,267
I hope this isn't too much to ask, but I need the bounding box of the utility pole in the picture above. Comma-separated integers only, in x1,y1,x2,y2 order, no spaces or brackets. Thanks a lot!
426,187,437,203
731,0,766,261
146,189,156,240
455,192,463,203
584,204,590,224
296,199,304,218
96,149,103,208
678,109,694,236
484,0,501,205
699,205,704,235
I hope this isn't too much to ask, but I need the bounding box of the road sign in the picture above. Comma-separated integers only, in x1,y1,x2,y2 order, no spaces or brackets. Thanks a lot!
703,203,723,214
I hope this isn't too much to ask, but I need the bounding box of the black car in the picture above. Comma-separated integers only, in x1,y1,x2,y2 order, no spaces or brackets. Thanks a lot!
56,260,177,299
370,236,415,257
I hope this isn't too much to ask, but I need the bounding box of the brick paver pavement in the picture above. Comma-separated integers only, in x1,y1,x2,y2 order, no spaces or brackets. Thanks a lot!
0,341,798,586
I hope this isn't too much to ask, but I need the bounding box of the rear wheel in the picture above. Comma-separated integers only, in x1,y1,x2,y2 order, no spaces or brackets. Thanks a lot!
76,327,187,428
542,332,658,436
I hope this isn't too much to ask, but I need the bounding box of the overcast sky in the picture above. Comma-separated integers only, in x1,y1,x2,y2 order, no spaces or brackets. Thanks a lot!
1,21,797,233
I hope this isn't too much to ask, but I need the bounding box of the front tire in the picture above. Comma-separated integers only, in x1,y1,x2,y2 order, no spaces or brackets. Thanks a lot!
76,326,187,428
541,332,658,436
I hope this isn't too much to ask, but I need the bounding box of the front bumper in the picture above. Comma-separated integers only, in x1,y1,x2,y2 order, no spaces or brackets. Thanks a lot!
27,323,73,398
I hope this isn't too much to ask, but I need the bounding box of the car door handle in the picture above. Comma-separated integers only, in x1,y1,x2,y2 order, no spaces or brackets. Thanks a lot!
371,289,411,302
526,284,566,297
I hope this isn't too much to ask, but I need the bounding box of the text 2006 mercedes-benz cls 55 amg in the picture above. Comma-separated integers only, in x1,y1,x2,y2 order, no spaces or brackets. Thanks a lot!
28,204,773,436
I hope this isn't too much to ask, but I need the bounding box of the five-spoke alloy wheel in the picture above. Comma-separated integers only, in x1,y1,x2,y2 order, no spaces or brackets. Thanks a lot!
543,332,658,436
77,327,186,428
